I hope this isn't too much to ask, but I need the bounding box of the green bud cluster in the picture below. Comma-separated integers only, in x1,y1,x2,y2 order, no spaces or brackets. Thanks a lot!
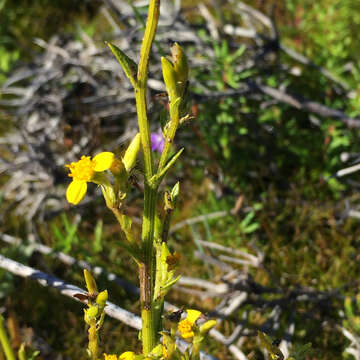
161,43,189,104
83,270,108,360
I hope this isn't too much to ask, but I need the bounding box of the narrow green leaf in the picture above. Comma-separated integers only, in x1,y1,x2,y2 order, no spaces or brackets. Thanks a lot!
152,148,184,186
107,42,138,87
170,182,180,199
240,211,255,228
243,223,259,234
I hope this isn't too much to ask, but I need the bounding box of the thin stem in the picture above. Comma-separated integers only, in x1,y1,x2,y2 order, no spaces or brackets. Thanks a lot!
191,341,201,360
88,320,99,360
110,207,135,244
139,184,158,353
153,242,163,335
17,344,26,360
136,0,160,179
135,1,161,354
158,100,180,172
0,315,16,360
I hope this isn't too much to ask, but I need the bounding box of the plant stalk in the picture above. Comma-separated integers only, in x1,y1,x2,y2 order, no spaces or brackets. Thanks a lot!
0,315,15,360
158,99,180,172
135,0,161,354
88,320,99,360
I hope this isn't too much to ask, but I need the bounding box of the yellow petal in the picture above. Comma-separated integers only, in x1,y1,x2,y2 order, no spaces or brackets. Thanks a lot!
119,351,135,360
186,309,202,324
93,152,115,172
104,355,118,360
66,180,87,205
178,319,194,338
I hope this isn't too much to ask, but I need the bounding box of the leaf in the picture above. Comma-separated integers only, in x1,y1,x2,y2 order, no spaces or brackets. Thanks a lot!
162,275,181,293
151,148,184,186
243,222,259,234
107,42,138,87
170,182,180,199
229,44,246,62
51,214,79,253
240,211,255,229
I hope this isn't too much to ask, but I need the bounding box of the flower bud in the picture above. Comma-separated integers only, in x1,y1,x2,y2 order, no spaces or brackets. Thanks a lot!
199,319,217,334
84,269,98,297
122,133,141,173
161,56,179,103
171,43,188,97
86,305,99,319
110,158,125,176
96,289,108,308
170,181,180,199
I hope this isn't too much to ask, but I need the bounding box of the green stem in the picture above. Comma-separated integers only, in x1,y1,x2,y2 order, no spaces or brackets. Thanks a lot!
134,0,161,354
17,344,26,360
153,242,163,335
136,0,160,179
158,99,180,172
191,342,201,360
0,315,15,360
110,207,135,244
139,184,158,354
88,320,99,360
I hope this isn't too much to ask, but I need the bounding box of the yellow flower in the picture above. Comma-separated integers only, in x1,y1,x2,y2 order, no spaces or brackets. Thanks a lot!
104,354,118,360
178,309,202,339
119,351,135,360
65,152,114,205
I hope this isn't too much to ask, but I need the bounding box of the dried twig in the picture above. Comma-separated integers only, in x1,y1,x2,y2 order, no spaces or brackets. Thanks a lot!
0,254,142,329
170,211,229,233
253,82,360,128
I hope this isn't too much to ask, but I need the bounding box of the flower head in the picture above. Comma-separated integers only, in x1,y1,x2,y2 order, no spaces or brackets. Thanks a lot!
104,354,118,360
151,131,165,153
66,152,114,205
119,351,135,360
178,309,202,339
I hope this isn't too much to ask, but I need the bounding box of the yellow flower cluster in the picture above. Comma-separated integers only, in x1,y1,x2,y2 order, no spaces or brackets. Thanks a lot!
177,309,201,339
65,134,141,206
177,309,217,339
104,354,118,360
103,351,135,360
66,152,114,205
